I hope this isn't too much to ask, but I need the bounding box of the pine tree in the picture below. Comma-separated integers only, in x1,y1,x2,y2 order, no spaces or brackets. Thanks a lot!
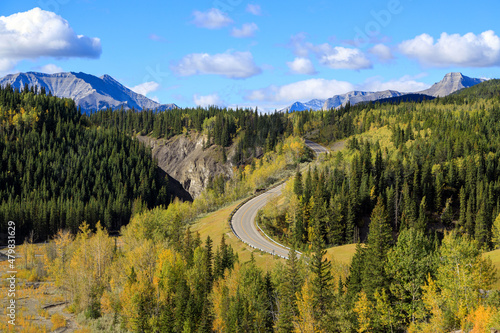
401,182,416,229
204,236,213,289
276,263,295,333
293,170,303,197
466,196,475,237
293,198,305,245
287,246,303,305
304,166,313,203
416,196,428,233
475,201,490,249
434,171,444,211
458,187,467,232
182,227,194,266
362,197,392,298
374,148,384,196
440,197,454,226
309,217,333,317
347,243,365,299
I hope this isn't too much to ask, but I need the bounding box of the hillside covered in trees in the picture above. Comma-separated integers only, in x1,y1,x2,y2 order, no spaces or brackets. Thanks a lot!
88,106,291,165
0,84,179,241
258,79,500,252
5,80,500,332
0,84,302,241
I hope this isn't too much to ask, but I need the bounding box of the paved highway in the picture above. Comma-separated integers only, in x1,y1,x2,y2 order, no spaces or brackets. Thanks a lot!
304,139,329,156
230,140,329,259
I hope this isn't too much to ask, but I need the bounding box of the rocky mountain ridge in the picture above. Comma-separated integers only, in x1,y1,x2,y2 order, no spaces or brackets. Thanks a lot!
418,72,485,97
282,72,485,112
0,71,178,112
322,90,403,110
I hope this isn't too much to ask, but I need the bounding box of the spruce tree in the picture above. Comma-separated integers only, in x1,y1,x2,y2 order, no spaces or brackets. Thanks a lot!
362,197,393,298
309,217,333,315
416,196,428,233
347,243,365,299
304,166,313,203
276,249,299,333
458,187,467,231
293,170,303,197
204,236,213,289
475,201,490,249
466,196,475,237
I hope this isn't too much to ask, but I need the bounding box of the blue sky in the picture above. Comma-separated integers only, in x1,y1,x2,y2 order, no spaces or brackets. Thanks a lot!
1,0,500,110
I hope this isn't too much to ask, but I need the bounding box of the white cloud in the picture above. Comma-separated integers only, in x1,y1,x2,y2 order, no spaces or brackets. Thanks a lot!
231,23,258,38
246,74,432,105
38,63,63,74
369,44,394,62
246,4,262,15
172,51,262,79
246,78,355,103
313,44,372,70
192,8,233,29
194,93,225,107
288,32,310,57
0,59,16,72
130,81,160,96
0,7,101,71
287,57,316,75
399,30,500,67
359,75,430,92
287,34,372,70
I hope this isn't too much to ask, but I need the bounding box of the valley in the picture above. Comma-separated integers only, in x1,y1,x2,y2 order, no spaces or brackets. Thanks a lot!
3,2,500,332
2,73,500,332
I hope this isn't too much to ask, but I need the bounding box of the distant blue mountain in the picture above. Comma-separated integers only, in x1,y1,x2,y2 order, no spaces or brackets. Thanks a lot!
283,99,325,112
282,72,485,112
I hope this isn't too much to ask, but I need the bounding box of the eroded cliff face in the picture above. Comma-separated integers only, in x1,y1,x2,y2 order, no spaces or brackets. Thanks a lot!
137,133,234,198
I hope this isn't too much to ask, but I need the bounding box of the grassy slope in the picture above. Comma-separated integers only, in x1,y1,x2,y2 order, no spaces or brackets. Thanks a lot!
191,198,358,272
485,249,500,290
325,243,358,265
191,200,286,271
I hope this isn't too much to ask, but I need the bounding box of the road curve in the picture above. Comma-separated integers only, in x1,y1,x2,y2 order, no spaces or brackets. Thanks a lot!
230,140,329,259
304,139,329,156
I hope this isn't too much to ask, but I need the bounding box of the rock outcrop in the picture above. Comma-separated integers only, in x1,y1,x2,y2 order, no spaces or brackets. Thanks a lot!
137,133,234,198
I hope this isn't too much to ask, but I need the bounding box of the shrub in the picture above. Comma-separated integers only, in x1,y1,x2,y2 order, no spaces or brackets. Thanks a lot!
51,312,67,330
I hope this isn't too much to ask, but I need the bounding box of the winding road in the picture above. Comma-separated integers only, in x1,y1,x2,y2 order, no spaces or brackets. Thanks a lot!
230,140,329,259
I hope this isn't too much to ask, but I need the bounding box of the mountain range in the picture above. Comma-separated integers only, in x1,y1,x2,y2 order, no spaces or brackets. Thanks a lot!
281,72,486,112
0,71,486,113
0,71,178,112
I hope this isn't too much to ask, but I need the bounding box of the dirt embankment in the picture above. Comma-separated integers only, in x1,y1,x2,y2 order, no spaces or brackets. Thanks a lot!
137,133,235,198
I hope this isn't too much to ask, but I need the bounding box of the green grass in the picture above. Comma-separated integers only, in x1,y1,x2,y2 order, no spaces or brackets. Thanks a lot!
325,243,358,265
191,200,285,271
484,248,500,290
